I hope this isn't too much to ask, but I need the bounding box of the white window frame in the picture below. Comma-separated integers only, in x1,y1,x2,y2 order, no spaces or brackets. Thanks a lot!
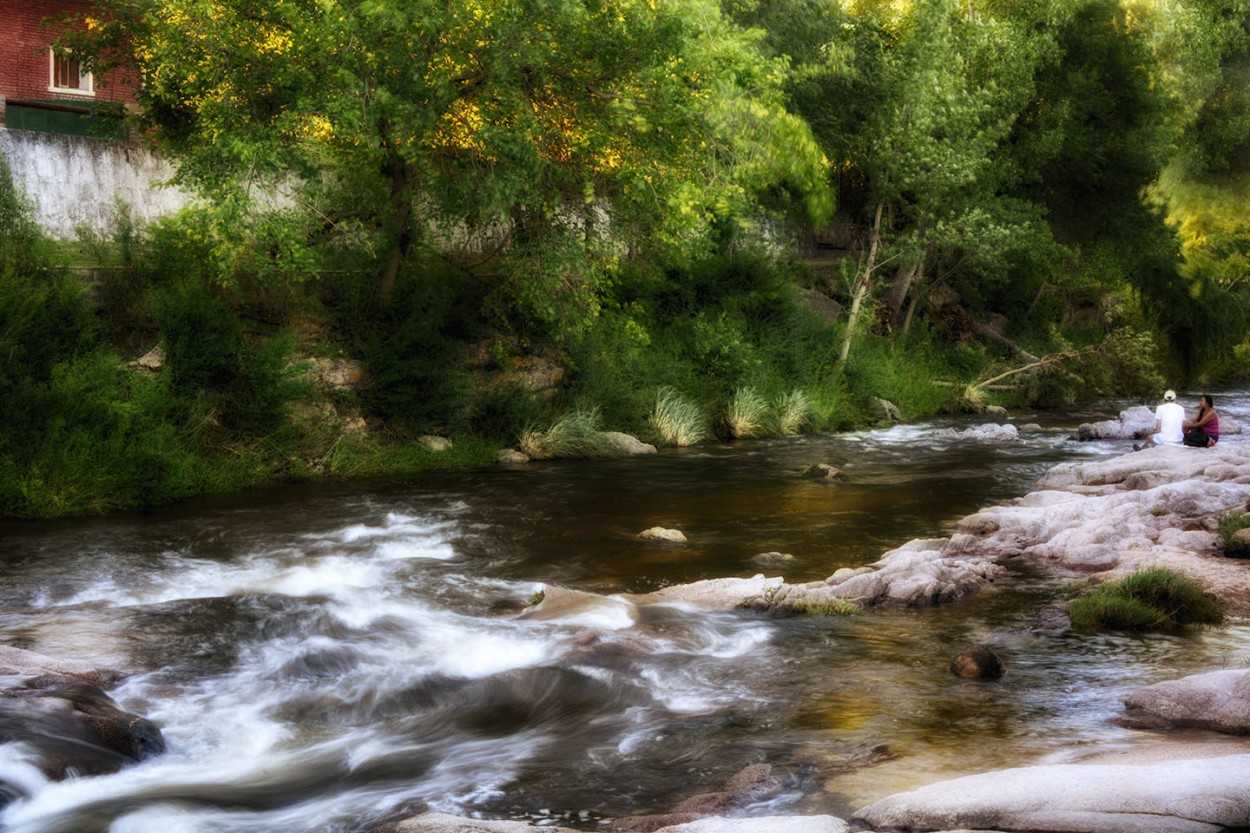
50,51,95,96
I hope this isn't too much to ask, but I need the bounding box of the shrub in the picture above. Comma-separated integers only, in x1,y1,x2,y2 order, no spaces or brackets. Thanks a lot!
649,387,709,447
1068,568,1225,632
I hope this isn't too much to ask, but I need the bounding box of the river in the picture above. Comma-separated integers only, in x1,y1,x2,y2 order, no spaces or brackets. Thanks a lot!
2,393,1249,833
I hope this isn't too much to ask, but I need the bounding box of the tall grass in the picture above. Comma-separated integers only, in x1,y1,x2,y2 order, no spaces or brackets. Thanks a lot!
650,387,709,447
519,407,613,459
772,389,815,436
726,386,769,439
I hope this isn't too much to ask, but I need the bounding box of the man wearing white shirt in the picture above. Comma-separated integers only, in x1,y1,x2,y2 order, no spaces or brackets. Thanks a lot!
1148,389,1185,446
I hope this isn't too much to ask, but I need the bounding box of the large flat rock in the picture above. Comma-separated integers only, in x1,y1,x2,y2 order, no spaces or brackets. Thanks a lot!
1122,669,1250,734
852,754,1250,833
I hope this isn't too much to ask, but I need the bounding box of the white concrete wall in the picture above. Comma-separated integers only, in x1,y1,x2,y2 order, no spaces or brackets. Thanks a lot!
0,129,192,238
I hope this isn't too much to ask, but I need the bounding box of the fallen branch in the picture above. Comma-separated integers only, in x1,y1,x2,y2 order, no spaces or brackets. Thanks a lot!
974,344,1101,389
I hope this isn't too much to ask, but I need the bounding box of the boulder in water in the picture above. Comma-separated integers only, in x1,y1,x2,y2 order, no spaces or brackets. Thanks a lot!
950,645,1005,679
0,678,166,778
637,527,688,543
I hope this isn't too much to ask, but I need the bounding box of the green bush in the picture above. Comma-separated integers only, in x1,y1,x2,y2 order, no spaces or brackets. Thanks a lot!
1069,568,1225,632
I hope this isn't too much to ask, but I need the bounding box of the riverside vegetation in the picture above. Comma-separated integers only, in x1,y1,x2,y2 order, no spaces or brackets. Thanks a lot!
6,0,1250,520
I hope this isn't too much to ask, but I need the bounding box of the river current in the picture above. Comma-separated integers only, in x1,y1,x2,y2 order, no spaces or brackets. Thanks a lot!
2,393,1250,832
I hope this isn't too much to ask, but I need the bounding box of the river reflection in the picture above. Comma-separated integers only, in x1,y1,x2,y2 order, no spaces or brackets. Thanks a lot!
2,394,1250,832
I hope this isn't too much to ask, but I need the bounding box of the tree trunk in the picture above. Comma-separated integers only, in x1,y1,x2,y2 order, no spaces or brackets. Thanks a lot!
379,127,414,300
838,199,886,364
886,255,920,331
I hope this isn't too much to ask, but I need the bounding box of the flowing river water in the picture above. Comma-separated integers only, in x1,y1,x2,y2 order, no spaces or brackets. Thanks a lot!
3,393,1250,833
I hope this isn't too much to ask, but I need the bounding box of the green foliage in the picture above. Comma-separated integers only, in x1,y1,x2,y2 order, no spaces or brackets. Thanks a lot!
1069,568,1226,632
649,387,709,447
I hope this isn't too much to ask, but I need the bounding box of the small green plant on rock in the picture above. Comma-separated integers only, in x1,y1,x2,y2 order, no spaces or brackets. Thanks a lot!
1068,567,1225,632
1218,511,1250,558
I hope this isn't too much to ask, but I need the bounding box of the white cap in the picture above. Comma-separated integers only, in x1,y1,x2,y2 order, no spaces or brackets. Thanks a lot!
1164,390,1176,400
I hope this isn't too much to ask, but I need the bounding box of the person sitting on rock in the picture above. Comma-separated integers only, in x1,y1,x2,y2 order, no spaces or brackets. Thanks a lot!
1183,393,1220,447
1138,389,1185,449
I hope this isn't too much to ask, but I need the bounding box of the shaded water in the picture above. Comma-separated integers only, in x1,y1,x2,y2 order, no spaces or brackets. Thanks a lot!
3,395,1250,833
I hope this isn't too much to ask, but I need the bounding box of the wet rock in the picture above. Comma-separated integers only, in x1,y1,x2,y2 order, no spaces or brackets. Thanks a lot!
950,645,1005,679
751,552,796,568
518,585,639,629
935,424,1020,443
0,679,166,778
625,575,784,610
1073,405,1154,441
800,463,843,481
852,754,1250,833
984,405,1009,418
1120,669,1250,734
637,527,688,543
601,432,658,456
0,645,123,686
673,763,785,815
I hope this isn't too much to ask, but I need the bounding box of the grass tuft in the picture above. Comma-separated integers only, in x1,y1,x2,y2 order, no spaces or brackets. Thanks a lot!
519,407,612,460
772,389,815,436
649,387,709,447
1068,567,1225,632
726,386,770,439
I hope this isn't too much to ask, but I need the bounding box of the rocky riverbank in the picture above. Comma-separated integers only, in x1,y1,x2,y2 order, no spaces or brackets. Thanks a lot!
493,438,1250,833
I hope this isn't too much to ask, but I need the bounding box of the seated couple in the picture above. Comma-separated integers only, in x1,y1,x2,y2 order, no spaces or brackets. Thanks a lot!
1146,390,1219,448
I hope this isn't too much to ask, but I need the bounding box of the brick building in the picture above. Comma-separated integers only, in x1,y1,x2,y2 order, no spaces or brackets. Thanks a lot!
1,0,140,137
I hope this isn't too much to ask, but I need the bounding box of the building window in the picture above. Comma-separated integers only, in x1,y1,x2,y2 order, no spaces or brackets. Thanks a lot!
51,53,94,95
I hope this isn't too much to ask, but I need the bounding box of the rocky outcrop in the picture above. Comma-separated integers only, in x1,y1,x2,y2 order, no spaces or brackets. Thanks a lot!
1120,669,1250,734
0,647,165,779
852,754,1250,833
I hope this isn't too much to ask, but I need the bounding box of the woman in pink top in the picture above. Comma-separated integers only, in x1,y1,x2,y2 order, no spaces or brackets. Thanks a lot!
1184,394,1220,446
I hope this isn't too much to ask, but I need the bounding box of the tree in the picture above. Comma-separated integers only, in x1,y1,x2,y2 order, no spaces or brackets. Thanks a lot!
66,0,831,298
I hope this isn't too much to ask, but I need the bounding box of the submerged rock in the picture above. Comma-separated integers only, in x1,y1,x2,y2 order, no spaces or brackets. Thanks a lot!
637,527,688,543
853,754,1250,833
950,645,1005,679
